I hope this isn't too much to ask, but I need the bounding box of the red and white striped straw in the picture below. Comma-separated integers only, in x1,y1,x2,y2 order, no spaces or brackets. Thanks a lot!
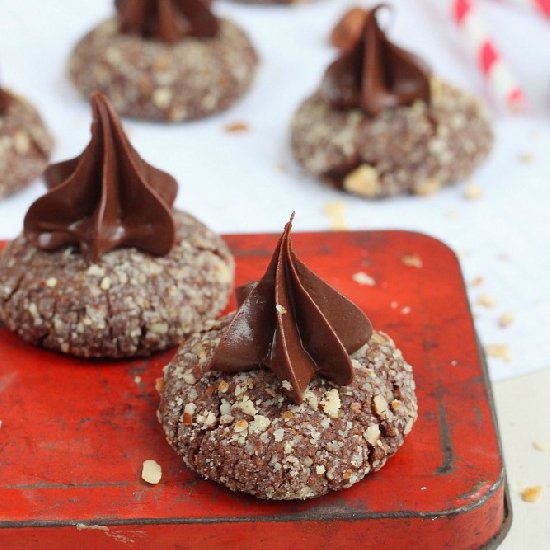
497,0,550,18
451,0,526,113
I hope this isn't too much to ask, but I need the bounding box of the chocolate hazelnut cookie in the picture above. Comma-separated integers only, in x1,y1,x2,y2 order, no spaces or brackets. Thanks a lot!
291,6,493,198
0,92,234,358
0,87,53,199
69,0,258,122
159,215,417,500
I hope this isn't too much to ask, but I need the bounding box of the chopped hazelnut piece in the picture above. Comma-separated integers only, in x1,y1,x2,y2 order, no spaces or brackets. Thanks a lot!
234,419,249,433
224,121,249,133
322,388,342,419
476,293,495,308
364,424,380,445
141,460,162,485
521,486,542,503
373,395,388,416
532,441,548,452
485,344,512,362
518,152,534,164
401,254,423,268
498,312,514,328
413,179,441,196
352,271,376,286
323,201,348,230
343,165,380,197
470,276,484,287
463,182,483,200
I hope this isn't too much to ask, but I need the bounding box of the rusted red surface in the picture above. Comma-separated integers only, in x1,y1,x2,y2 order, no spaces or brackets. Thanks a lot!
0,231,509,549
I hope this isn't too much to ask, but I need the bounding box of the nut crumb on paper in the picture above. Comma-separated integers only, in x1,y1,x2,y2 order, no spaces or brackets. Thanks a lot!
446,209,458,220
533,441,548,452
323,201,348,230
521,486,542,503
518,152,534,164
401,254,423,268
463,182,483,200
485,344,511,362
352,271,376,286
141,460,162,485
470,276,484,287
498,312,514,328
275,161,287,173
224,122,249,133
476,293,495,308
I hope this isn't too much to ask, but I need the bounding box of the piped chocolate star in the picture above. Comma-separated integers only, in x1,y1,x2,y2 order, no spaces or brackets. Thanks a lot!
0,81,10,115
320,4,431,116
209,214,373,404
115,0,219,43
24,91,178,262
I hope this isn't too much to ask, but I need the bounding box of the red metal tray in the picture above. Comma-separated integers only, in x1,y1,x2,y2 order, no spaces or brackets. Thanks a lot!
0,231,510,549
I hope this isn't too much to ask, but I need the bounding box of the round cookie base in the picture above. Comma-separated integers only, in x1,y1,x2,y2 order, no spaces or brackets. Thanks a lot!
69,19,259,122
290,78,494,198
0,211,234,358
159,315,418,500
0,91,53,199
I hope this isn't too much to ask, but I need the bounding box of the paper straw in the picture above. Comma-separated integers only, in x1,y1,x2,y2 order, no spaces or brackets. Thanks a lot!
451,0,526,112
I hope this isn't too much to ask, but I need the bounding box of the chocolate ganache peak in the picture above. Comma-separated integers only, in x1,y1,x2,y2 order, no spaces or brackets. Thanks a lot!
24,91,178,263
320,4,431,117
209,214,373,404
0,80,10,115
115,0,219,43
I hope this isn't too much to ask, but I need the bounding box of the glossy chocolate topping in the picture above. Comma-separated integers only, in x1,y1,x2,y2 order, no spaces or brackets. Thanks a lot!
0,87,10,115
320,5,431,116
24,91,178,262
115,0,219,43
209,214,373,404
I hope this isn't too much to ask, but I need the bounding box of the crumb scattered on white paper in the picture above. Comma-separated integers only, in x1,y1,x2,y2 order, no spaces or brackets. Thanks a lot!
141,460,162,485
518,152,534,164
533,441,548,452
476,293,495,308
446,209,458,220
498,313,514,328
224,121,249,133
485,344,512,362
470,276,484,287
521,486,542,503
323,201,348,230
463,182,483,200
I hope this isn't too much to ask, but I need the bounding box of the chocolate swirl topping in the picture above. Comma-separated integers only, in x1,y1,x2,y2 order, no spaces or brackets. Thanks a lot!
24,91,178,262
115,0,219,43
0,82,10,115
209,214,373,404
320,5,431,116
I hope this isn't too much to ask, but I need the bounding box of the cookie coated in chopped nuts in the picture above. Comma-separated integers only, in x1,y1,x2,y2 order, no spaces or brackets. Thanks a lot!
0,91,53,199
290,78,493,198
0,211,234,358
69,19,258,122
159,316,418,500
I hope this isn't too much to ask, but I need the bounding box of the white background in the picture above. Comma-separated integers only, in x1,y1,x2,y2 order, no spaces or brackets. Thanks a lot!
0,0,549,381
